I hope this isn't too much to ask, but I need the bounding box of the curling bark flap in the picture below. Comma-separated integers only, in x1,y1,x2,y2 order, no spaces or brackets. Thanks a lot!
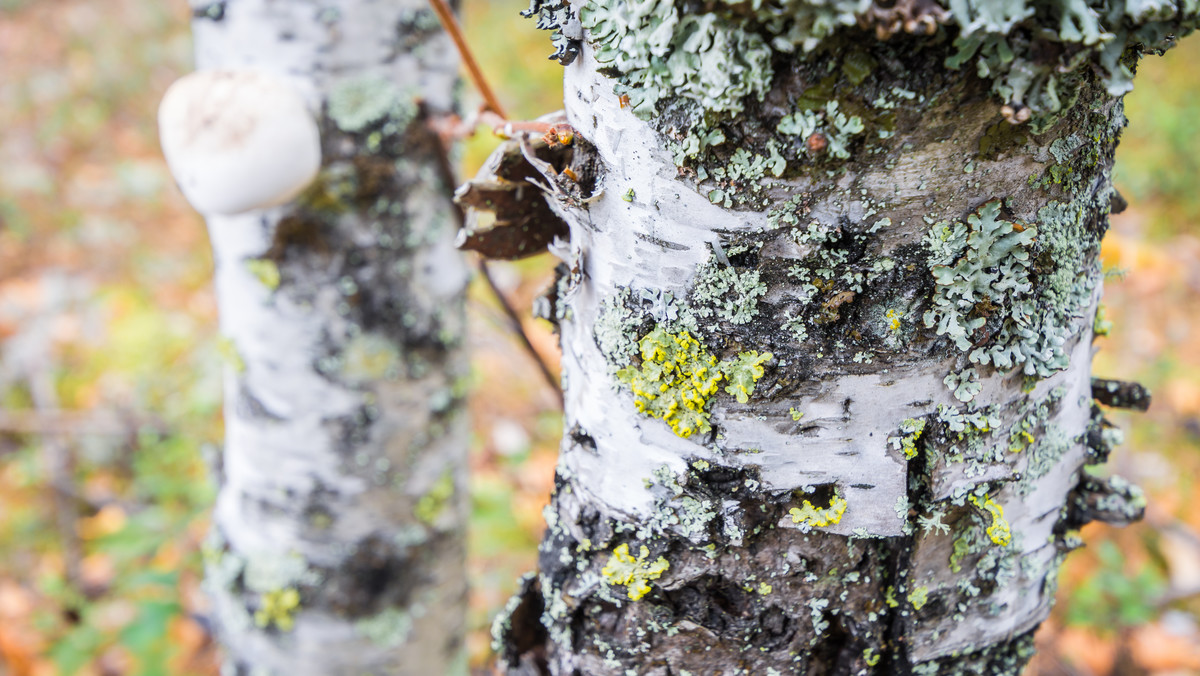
158,69,321,216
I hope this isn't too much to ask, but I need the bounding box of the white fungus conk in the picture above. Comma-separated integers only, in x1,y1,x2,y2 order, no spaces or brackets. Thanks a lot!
158,69,321,216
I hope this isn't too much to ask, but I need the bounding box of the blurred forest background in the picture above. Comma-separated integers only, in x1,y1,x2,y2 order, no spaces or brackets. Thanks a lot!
0,1,1197,674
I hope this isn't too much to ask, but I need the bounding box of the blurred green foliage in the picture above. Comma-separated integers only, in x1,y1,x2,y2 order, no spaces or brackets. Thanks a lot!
1066,540,1167,631
1113,39,1200,238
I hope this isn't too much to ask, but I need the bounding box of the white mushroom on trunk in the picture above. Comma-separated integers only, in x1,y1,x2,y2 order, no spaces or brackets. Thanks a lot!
158,69,321,216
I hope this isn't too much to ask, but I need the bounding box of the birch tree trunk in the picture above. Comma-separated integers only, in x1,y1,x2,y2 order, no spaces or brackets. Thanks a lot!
186,2,468,673
490,1,1193,673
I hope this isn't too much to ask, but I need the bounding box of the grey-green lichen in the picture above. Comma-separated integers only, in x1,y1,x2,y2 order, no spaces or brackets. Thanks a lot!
691,246,768,326
595,287,643,371
328,76,417,134
521,0,581,64
924,200,1038,369
570,0,1198,131
355,607,415,647
777,101,867,159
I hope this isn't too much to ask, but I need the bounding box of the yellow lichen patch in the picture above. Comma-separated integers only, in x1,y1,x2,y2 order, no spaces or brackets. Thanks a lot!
884,585,899,608
244,258,281,290
969,495,1012,546
907,585,930,610
1008,419,1037,453
255,587,301,631
885,308,902,331
216,335,246,373
601,543,669,601
789,492,848,529
617,326,771,438
414,470,455,526
340,332,403,383
890,418,926,459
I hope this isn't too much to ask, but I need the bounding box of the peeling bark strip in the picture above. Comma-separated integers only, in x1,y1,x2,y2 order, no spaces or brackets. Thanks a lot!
489,0,1195,673
188,2,468,674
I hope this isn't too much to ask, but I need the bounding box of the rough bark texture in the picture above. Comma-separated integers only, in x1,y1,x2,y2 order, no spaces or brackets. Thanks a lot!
488,2,1171,673
190,1,469,674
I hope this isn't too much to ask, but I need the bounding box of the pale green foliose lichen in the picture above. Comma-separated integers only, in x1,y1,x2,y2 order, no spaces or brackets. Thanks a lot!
921,197,1099,382
691,250,768,326
777,101,866,159
945,367,983,402
595,288,643,371
924,200,1037,366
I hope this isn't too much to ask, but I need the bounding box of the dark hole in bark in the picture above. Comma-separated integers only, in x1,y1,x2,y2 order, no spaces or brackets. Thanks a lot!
807,613,854,675
726,245,759,269
323,534,416,618
498,575,550,674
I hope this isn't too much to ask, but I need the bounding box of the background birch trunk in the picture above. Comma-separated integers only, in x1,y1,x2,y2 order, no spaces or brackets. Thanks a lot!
489,0,1192,673
187,2,468,673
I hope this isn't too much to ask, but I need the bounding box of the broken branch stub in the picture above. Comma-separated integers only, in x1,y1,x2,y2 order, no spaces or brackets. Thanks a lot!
453,112,596,260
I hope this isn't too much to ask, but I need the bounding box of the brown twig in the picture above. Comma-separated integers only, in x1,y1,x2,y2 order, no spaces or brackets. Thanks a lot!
475,260,564,408
427,0,508,119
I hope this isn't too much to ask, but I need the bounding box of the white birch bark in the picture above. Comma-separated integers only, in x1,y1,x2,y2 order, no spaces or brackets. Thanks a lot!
489,2,1155,673
183,2,468,674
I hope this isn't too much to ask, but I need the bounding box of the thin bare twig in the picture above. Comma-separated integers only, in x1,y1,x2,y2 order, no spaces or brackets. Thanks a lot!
29,372,83,588
427,0,508,119
475,260,564,408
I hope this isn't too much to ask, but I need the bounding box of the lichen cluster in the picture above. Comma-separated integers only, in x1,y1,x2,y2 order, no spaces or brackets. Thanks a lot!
616,326,772,438
968,494,1012,546
328,75,416,135
521,0,580,64
890,418,927,459
255,587,301,631
560,0,1197,130
923,200,1037,367
789,492,849,530
601,543,670,600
